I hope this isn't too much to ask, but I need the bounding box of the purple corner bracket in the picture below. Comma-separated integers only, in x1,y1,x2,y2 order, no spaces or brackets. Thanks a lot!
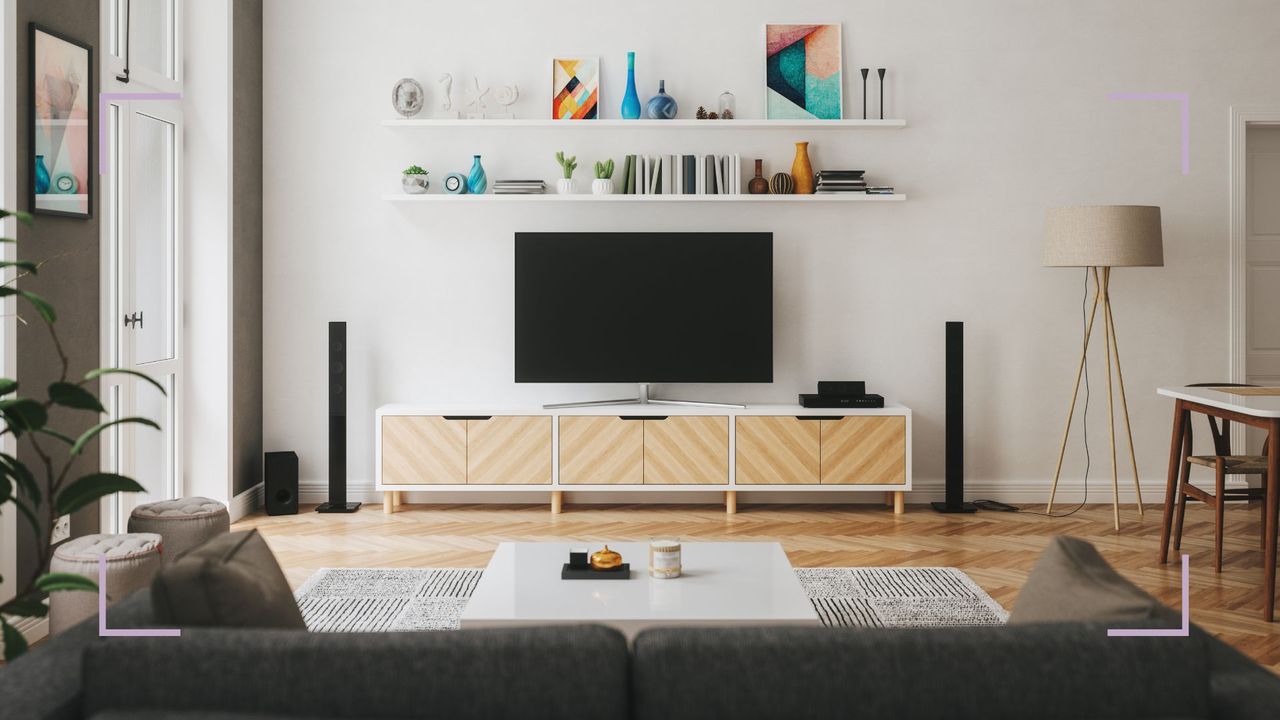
1107,553,1189,637
98,555,181,637
1106,91,1190,175
97,92,183,175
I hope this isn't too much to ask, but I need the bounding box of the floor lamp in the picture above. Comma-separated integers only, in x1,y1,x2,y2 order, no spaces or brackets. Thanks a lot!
1044,206,1164,530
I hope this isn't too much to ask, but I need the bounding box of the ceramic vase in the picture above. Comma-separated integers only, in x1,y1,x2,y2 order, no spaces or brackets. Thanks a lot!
557,178,578,194
621,52,641,120
591,178,613,195
748,159,769,194
34,155,51,195
769,172,794,195
467,155,487,194
790,142,814,194
645,80,678,120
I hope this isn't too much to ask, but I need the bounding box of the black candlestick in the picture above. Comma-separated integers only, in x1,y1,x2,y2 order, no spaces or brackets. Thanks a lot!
878,68,886,120
860,68,869,119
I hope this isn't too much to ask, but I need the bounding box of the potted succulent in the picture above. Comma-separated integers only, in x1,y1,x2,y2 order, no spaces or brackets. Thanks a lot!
592,159,615,196
555,151,578,194
401,164,430,194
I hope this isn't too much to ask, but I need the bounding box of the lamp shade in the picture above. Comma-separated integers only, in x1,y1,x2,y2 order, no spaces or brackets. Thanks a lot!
1042,205,1163,267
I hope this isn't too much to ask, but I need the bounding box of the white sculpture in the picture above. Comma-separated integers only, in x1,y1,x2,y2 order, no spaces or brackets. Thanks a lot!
438,73,453,111
493,84,519,109
464,76,490,117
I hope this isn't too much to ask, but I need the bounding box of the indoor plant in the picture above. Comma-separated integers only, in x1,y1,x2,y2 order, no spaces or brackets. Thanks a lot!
592,159,615,195
555,151,578,194
0,208,160,661
401,165,429,194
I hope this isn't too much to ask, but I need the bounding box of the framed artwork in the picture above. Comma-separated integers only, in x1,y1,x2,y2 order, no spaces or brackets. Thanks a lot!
31,23,92,218
551,57,599,120
765,24,842,120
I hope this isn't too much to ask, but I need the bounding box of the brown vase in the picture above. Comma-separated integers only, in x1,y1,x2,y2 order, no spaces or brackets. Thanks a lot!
748,159,769,194
790,141,814,194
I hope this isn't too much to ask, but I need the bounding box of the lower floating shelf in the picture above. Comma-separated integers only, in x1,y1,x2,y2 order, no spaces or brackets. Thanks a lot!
383,193,905,203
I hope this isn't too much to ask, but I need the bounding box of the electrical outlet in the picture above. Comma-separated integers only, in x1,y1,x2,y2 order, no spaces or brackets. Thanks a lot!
51,514,70,544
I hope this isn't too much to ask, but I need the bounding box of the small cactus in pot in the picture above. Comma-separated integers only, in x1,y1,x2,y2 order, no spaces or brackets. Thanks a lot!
555,151,579,194
592,158,615,195
401,164,429,194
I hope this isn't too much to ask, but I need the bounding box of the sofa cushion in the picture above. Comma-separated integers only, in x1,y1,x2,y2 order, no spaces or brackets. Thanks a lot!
1008,535,1180,626
150,529,306,629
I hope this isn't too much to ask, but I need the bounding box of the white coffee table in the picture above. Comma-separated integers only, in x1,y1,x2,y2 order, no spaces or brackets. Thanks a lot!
461,542,819,638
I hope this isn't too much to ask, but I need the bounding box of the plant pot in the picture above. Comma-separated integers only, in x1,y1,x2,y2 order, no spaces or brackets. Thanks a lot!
592,178,614,195
401,174,430,194
557,178,578,194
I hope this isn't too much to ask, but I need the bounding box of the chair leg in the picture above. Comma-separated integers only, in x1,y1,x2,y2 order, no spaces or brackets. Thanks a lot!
1215,458,1226,573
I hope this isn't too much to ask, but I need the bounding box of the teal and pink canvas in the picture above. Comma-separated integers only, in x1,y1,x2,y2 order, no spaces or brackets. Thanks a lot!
766,24,842,120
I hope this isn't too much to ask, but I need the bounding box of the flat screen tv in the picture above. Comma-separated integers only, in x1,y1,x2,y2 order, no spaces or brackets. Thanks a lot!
515,232,773,384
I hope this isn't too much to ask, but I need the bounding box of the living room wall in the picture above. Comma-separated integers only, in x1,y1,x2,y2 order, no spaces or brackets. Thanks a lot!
262,0,1280,503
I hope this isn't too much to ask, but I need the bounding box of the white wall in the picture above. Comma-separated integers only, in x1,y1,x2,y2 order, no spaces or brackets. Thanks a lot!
263,0,1280,503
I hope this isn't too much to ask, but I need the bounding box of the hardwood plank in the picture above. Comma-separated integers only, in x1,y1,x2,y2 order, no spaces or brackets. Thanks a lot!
559,416,642,485
644,416,729,485
735,416,820,485
466,416,552,485
381,416,466,485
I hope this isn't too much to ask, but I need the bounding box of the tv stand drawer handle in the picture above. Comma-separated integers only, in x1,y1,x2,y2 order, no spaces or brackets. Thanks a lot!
795,416,840,421
443,416,492,421
620,416,666,421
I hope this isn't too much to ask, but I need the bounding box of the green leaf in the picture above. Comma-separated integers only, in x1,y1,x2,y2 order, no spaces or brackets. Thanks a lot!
2,619,29,662
0,209,33,223
0,260,37,274
34,572,98,594
0,287,56,323
3,599,48,618
0,398,48,434
0,378,16,396
1,452,41,504
82,368,167,396
55,473,146,516
71,416,160,456
48,381,105,413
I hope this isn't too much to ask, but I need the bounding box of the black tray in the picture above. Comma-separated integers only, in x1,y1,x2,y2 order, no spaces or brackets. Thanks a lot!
561,563,631,580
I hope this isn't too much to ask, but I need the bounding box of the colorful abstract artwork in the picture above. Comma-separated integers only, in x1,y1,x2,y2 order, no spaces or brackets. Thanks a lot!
765,24,842,120
32,24,92,217
552,57,599,120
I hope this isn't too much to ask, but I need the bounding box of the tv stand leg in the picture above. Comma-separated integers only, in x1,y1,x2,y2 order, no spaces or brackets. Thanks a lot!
393,491,403,510
383,491,395,514
893,491,905,515
551,491,563,515
726,491,737,515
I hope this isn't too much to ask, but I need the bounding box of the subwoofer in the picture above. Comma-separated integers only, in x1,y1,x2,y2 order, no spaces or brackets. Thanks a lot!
932,321,976,513
317,321,360,513
264,451,298,516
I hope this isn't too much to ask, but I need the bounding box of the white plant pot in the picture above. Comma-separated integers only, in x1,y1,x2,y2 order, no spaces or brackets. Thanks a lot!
557,178,578,194
591,178,614,195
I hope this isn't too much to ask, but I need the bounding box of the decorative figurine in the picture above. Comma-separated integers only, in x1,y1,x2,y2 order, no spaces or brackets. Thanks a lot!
860,68,869,120
392,78,425,118
878,68,887,120
644,80,678,119
438,73,453,111
621,51,642,120
590,545,623,570
555,151,578,194
491,84,519,118
464,76,490,119
569,548,590,568
769,172,795,195
401,164,429,194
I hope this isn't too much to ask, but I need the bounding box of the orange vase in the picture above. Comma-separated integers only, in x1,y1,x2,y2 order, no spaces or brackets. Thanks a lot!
790,141,814,194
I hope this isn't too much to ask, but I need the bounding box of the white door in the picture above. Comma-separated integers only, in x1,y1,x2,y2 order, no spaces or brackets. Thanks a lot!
1246,126,1280,452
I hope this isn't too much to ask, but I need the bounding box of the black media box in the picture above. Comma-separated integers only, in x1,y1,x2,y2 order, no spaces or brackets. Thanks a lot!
817,381,866,397
799,393,885,409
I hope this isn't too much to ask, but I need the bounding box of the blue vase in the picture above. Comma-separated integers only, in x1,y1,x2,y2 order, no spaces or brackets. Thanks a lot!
34,155,51,195
467,155,487,194
644,79,678,120
621,52,641,120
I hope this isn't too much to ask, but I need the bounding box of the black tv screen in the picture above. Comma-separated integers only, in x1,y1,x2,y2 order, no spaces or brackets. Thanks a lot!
515,232,773,383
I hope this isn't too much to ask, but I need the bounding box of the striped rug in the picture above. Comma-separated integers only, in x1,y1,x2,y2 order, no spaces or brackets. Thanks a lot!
295,567,1006,632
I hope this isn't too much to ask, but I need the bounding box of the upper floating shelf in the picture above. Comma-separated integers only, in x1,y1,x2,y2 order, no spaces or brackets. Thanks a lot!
381,118,907,129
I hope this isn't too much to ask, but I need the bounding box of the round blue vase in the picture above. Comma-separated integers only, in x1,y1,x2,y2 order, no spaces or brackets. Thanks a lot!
621,51,641,120
644,80,678,120
467,155,487,194
34,155,51,195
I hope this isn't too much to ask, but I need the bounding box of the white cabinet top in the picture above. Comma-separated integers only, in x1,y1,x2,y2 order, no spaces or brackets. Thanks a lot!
377,402,911,417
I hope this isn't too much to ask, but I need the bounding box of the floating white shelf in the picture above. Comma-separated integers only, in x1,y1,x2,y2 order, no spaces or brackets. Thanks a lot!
382,118,906,129
383,193,905,203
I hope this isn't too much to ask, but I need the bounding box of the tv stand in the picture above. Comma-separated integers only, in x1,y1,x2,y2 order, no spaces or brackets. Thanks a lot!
543,383,746,410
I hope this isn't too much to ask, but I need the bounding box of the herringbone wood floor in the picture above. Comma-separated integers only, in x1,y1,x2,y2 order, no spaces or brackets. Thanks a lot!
235,500,1280,673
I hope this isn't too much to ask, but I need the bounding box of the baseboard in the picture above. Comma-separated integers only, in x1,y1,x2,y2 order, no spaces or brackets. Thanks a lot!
3,612,49,652
229,483,264,522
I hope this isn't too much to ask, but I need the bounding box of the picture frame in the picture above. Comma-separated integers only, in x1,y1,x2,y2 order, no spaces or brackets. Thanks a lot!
765,23,843,120
551,57,599,120
30,23,93,218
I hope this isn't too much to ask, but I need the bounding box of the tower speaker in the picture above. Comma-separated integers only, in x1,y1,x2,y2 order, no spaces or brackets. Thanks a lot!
317,321,360,513
264,451,298,516
933,321,976,513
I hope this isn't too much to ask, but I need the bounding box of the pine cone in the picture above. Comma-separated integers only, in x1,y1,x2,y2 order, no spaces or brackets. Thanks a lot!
707,111,719,120
696,106,708,119
721,109,734,120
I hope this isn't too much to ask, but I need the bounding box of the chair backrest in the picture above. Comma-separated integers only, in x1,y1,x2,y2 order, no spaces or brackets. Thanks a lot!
1187,383,1258,456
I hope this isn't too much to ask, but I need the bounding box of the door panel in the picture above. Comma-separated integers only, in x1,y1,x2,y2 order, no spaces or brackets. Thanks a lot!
559,416,642,485
644,416,729,485
382,417,466,485
128,113,175,365
735,416,820,485
820,417,906,485
1246,126,1280,453
467,416,552,485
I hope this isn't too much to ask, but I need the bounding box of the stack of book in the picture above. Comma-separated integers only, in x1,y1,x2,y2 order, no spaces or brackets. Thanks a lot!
619,154,742,195
815,170,866,193
494,180,546,195
865,186,895,195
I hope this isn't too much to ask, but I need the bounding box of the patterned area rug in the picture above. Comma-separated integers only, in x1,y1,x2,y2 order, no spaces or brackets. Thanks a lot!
296,567,1007,632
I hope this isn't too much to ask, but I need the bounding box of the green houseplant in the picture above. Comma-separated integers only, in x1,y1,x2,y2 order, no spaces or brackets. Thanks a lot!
555,151,578,195
592,159,615,196
401,164,430,194
0,208,160,661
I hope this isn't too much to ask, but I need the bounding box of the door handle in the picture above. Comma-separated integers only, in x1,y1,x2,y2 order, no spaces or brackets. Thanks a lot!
123,311,143,329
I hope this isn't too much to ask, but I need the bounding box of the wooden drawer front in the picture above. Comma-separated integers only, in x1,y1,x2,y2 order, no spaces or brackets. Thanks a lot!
466,416,552,485
559,416,643,485
382,416,466,485
644,416,729,485
735,416,820,485
820,416,906,485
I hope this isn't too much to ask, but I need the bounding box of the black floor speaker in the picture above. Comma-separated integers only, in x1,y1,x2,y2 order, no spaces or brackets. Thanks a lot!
933,321,976,513
264,451,299,516
318,321,360,513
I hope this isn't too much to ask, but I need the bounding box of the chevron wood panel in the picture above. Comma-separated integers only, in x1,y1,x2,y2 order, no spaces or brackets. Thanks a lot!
382,416,466,484
821,416,906,485
559,416,643,484
467,417,552,485
236,501,1280,674
644,416,729,485
735,416,820,484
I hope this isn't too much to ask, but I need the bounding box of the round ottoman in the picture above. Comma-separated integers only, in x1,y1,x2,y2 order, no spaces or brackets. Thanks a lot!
49,533,162,635
128,496,230,564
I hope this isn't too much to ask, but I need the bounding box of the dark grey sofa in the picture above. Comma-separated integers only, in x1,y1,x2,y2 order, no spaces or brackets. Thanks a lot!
4,590,1280,720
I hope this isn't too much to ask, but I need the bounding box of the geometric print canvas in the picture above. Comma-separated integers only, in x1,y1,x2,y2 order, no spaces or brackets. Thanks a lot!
765,24,843,120
552,57,599,120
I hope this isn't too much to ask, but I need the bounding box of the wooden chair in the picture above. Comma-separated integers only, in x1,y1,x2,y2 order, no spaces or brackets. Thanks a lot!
1172,383,1272,571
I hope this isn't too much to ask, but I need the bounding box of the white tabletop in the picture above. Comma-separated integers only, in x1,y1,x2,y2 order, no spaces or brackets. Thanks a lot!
1157,386,1280,419
460,542,819,638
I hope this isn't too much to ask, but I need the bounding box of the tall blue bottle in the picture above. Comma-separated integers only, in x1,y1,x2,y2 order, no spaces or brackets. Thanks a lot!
467,155,487,194
34,155,51,194
620,52,641,120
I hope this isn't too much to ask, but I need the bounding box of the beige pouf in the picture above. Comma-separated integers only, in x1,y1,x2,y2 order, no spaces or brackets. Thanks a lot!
128,496,230,564
49,533,162,635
